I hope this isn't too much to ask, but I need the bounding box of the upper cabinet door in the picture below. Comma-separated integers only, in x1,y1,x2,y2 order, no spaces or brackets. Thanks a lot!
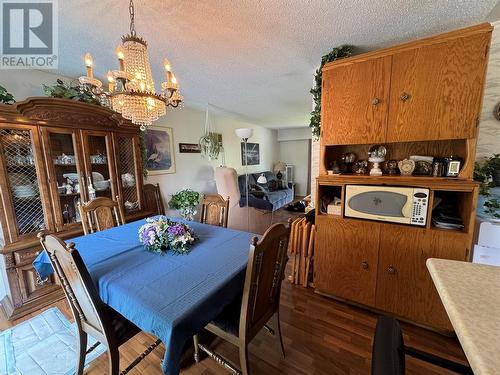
387,33,491,142
80,130,117,201
321,56,392,145
0,125,53,242
40,127,86,231
113,133,143,217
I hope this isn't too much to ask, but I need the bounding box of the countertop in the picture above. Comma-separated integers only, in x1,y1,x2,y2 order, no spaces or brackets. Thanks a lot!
427,258,500,375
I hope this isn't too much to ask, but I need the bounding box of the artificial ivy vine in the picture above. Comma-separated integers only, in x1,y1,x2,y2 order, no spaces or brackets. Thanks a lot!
0,85,15,104
309,45,354,139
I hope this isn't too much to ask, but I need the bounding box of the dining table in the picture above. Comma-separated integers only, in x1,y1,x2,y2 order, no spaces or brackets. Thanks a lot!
33,217,254,375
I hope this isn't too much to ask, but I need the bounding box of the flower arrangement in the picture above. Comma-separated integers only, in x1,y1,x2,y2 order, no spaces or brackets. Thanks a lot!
138,216,197,255
169,189,202,220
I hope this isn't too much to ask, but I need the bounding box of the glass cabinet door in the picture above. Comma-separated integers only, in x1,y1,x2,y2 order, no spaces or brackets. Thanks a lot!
41,127,85,231
0,127,51,239
115,134,142,215
81,131,116,201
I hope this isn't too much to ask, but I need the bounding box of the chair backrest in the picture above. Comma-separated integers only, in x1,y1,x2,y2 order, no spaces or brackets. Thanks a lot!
371,315,405,375
239,221,291,342
78,196,125,235
200,194,230,227
143,183,165,215
37,232,113,345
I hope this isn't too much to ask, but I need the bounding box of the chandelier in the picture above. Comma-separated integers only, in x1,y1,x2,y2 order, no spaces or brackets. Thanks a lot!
78,0,182,130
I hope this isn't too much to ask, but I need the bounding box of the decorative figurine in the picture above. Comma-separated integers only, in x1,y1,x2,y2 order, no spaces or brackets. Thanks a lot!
398,159,416,176
353,159,368,174
341,152,357,173
368,145,387,176
414,160,433,176
331,160,341,174
385,159,398,175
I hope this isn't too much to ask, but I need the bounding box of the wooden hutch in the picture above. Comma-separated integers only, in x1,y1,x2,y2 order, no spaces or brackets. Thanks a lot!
315,24,492,332
0,98,154,319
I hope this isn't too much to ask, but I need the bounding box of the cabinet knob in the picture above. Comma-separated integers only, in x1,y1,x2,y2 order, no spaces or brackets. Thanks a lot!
361,261,369,270
387,265,396,274
400,92,411,102
372,98,381,106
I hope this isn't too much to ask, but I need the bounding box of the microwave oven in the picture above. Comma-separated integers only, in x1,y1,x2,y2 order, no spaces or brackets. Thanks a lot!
344,185,429,226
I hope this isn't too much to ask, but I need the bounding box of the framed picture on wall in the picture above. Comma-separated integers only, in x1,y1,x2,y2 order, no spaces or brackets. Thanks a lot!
241,142,260,165
144,126,176,175
179,143,201,153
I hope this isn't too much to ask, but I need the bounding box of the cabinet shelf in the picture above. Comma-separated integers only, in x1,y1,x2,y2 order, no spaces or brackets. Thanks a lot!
317,174,477,192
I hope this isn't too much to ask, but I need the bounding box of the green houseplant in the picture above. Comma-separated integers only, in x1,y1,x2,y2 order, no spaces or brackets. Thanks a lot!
169,189,202,220
474,161,500,219
486,153,500,186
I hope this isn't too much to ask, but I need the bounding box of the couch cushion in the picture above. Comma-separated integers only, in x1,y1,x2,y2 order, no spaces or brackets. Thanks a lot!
238,174,256,195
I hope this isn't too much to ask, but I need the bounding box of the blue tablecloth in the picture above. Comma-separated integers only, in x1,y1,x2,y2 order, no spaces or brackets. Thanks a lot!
32,218,253,375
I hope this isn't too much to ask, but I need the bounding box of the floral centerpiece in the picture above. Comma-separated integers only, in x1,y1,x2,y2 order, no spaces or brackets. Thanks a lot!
169,189,202,221
138,216,197,255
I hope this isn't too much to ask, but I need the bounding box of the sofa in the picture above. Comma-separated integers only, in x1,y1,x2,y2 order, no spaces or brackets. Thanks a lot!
237,171,294,212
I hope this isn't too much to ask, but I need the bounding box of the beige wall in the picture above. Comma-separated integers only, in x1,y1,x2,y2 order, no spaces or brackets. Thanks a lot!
0,70,279,213
477,21,500,160
278,139,310,196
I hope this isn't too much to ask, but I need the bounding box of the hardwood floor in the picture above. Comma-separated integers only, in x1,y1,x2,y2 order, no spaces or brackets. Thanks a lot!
0,274,467,375
0,202,466,374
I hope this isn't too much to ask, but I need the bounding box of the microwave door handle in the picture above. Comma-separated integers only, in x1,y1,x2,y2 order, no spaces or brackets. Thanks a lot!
402,198,412,218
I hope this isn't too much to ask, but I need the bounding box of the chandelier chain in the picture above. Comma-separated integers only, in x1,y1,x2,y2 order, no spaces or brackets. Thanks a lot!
129,0,136,37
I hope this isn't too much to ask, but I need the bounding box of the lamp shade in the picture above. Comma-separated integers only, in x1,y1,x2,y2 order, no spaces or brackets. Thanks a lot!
274,161,287,173
257,173,267,184
235,128,253,140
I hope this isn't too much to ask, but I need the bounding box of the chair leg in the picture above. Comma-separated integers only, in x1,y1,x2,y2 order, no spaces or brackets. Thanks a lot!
76,332,88,375
108,347,120,375
239,344,250,375
276,310,286,359
193,334,200,363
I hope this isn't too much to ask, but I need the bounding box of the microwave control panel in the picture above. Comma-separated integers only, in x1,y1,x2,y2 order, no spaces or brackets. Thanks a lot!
411,188,429,226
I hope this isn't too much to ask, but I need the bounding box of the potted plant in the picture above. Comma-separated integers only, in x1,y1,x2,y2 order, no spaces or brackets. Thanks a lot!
474,162,500,219
169,189,202,221
486,154,500,186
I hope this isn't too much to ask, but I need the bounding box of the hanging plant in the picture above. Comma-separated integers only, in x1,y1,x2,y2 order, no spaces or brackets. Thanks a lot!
199,106,221,160
309,45,354,139
0,85,15,104
43,79,101,105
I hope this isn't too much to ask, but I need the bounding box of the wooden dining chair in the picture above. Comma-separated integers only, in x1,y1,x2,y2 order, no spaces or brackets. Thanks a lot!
37,232,161,375
143,183,166,215
78,196,125,235
200,194,230,227
371,315,473,375
193,220,291,375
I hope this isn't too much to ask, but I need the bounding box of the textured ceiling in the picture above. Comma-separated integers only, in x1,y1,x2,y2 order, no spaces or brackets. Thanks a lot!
56,0,499,128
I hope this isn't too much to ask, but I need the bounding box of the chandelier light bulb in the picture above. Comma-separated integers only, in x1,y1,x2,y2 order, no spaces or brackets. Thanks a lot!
84,53,94,78
163,58,171,71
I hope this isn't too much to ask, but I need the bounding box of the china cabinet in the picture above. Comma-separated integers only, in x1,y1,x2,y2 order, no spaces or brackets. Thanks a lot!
0,98,152,319
315,23,492,333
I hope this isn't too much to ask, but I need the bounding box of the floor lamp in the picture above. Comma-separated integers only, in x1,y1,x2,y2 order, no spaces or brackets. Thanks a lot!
235,128,253,232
